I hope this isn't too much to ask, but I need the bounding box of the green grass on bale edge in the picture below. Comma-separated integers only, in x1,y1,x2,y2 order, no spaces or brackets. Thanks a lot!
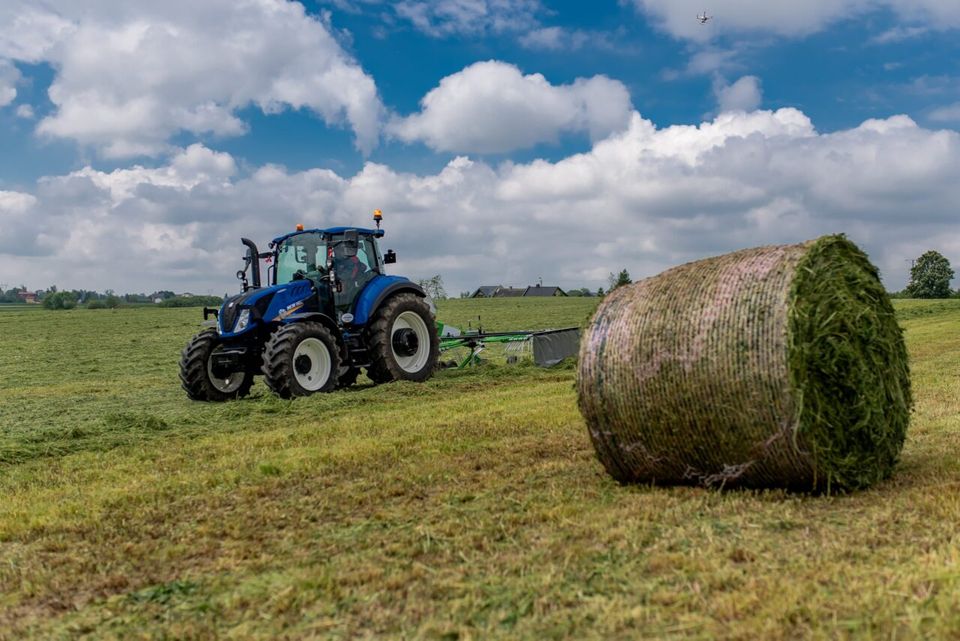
787,235,912,491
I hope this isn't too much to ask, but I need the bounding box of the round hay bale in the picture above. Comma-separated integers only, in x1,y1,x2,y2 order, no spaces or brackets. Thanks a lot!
577,235,911,492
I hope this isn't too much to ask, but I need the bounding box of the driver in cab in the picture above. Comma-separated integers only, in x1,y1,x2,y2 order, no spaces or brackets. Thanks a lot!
333,241,368,287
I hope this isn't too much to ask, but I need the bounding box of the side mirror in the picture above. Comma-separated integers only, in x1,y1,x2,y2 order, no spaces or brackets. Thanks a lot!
343,229,359,257
384,249,397,264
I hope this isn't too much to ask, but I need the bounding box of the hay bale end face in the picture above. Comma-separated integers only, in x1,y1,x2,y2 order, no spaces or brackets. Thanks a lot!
577,235,911,492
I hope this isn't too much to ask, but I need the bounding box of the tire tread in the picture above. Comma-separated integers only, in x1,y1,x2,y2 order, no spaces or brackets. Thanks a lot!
365,293,439,384
262,322,340,398
178,328,254,402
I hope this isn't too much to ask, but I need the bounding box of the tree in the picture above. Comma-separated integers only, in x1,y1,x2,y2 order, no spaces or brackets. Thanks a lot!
42,291,77,310
906,251,955,299
607,269,632,292
417,275,447,300
597,287,605,297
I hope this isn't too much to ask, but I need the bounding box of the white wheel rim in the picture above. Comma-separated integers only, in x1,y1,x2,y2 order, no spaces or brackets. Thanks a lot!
293,337,332,391
392,311,431,373
206,349,245,394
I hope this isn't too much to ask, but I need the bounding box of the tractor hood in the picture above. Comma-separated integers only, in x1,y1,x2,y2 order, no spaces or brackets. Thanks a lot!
218,280,315,337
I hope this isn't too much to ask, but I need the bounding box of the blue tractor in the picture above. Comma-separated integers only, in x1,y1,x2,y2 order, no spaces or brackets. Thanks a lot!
179,210,439,400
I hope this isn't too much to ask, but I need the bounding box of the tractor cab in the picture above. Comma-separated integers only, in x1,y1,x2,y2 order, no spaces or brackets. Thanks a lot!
270,226,392,316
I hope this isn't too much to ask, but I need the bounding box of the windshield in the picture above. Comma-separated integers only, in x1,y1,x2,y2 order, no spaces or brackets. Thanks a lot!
276,232,327,284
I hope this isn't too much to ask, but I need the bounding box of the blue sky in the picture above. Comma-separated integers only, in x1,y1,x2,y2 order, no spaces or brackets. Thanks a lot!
0,0,958,294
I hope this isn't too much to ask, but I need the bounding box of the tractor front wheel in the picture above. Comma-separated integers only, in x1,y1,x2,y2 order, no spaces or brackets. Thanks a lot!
262,322,341,398
179,328,254,402
366,293,439,384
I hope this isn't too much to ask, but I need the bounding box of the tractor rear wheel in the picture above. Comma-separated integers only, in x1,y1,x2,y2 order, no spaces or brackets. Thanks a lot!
365,293,439,384
262,322,341,398
179,328,254,402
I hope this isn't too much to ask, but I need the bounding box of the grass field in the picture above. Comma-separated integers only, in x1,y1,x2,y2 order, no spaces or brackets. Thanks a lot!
0,304,43,312
1,297,959,639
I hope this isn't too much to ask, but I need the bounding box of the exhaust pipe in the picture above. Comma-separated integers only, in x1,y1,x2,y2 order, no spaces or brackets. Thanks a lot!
241,238,262,288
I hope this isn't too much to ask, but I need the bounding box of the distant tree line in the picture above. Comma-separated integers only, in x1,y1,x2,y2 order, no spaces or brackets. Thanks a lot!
0,287,28,304
565,288,600,297
18,249,948,311
0,285,224,310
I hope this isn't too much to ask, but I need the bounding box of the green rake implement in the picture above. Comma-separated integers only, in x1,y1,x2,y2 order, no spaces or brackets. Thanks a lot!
436,319,580,369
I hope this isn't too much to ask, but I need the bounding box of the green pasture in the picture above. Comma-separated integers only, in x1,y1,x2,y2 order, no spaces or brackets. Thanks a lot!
0,304,43,312
1,298,959,639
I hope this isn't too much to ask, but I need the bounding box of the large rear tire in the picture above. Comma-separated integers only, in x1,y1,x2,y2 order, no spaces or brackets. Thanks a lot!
179,328,254,402
262,322,341,398
365,293,439,384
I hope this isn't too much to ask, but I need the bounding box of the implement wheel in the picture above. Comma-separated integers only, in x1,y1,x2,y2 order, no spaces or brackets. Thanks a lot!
179,328,254,402
262,322,340,398
365,293,439,384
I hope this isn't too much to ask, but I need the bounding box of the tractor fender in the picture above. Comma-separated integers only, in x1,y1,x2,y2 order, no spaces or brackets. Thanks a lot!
281,312,349,364
351,276,426,327
282,312,341,338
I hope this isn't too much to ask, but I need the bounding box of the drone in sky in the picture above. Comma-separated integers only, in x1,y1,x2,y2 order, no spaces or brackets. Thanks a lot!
697,10,712,24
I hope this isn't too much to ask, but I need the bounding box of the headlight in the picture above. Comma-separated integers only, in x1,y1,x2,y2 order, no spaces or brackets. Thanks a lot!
233,308,251,333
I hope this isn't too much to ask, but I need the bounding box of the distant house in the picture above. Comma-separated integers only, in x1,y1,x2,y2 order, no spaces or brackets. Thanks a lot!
470,285,526,298
471,285,501,298
523,285,567,297
17,291,38,304
470,285,567,298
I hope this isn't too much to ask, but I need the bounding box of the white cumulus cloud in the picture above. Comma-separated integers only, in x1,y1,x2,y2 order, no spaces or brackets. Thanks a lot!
387,61,634,154
714,75,763,112
0,190,44,255
1,108,959,297
0,0,383,157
